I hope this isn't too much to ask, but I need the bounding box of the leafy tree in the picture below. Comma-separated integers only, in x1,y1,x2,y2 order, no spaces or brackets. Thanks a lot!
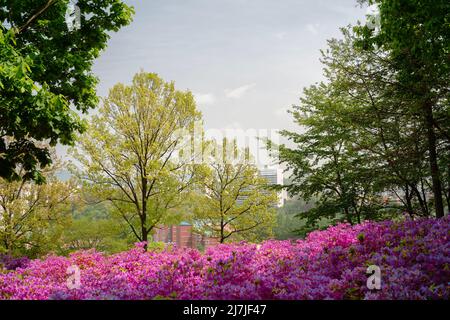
193,140,277,243
0,0,134,183
274,23,448,225
321,28,436,217
62,214,131,254
356,0,450,217
57,197,133,254
276,82,386,225
72,72,204,245
273,198,312,240
0,154,76,256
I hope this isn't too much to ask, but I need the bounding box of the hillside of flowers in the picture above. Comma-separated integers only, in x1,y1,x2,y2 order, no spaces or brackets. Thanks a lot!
0,217,449,300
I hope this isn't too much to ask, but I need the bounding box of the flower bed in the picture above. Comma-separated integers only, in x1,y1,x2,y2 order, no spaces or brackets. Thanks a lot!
0,254,30,271
0,217,449,300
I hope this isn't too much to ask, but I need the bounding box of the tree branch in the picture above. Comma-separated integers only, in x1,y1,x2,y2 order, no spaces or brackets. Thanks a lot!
16,0,59,34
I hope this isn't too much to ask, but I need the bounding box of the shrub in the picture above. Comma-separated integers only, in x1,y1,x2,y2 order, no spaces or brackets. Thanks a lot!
0,217,448,300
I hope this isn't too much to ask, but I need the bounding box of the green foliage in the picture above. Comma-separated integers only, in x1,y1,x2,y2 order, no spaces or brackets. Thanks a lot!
357,0,450,92
146,241,169,253
273,198,309,239
72,72,204,243
273,15,449,225
0,0,134,183
193,140,278,243
0,156,76,257
355,0,450,217
320,28,437,217
61,202,132,254
277,80,385,225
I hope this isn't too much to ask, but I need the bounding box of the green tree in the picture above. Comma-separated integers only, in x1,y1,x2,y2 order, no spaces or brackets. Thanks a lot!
274,24,448,225
356,0,450,217
0,0,134,183
193,140,277,243
58,197,132,254
62,213,131,254
273,198,312,240
72,72,204,245
0,155,76,256
321,28,436,217
275,82,385,225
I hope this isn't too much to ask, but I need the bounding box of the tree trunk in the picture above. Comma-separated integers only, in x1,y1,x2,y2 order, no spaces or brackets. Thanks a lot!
446,195,450,216
141,174,148,249
142,229,148,242
220,216,225,243
141,204,148,250
411,184,428,216
404,185,415,217
4,238,10,254
344,207,352,225
446,167,450,214
423,101,444,218
352,202,361,224
141,226,149,251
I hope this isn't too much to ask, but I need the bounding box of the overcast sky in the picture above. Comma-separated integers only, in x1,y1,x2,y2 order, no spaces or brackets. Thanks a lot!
91,0,369,135
56,0,371,170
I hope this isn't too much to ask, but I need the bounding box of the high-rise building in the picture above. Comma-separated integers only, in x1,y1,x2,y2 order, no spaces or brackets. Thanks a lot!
259,166,288,207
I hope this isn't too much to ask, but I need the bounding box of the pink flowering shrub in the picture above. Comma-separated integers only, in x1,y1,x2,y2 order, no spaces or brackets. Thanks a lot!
0,217,448,300
0,255,30,271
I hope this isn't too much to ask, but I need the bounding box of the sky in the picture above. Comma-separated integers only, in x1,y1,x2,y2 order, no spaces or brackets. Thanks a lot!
58,0,370,168
91,0,369,133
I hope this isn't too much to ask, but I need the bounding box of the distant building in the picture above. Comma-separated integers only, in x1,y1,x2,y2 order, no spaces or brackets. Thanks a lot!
153,167,287,248
259,166,288,207
153,222,220,249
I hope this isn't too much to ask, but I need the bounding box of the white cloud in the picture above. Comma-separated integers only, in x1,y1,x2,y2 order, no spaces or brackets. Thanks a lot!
225,83,256,99
194,93,216,105
306,23,319,35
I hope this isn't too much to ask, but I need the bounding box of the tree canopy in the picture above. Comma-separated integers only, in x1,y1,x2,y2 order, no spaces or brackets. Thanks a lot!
72,72,205,244
0,0,134,183
0,152,76,256
274,22,449,226
193,140,277,243
355,0,450,217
